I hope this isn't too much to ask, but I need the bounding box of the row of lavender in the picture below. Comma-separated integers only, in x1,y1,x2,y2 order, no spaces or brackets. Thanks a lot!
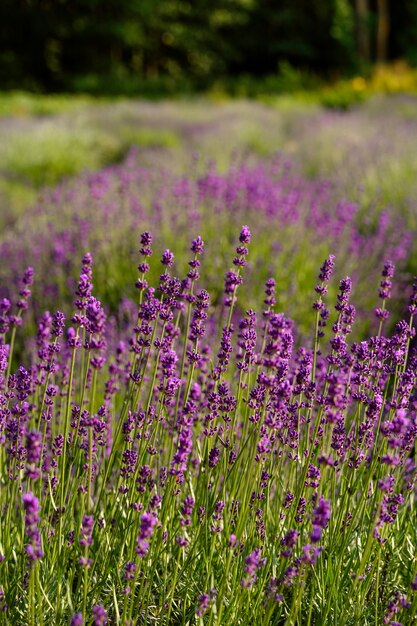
0,226,416,624
0,150,412,339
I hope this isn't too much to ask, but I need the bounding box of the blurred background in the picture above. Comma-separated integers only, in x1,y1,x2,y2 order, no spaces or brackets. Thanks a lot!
1,0,417,96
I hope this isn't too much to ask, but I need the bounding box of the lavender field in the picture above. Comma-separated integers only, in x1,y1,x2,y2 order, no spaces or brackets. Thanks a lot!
0,95,416,625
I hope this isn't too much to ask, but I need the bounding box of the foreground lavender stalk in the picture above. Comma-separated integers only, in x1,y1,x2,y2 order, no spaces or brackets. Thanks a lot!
0,229,416,625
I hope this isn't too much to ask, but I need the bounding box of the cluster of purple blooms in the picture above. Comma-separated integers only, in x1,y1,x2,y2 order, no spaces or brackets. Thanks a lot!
0,226,416,624
0,153,412,340
22,492,43,562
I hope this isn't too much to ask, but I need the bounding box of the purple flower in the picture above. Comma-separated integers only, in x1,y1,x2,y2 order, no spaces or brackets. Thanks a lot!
75,274,93,302
92,604,107,626
26,430,42,465
22,266,34,287
136,512,158,557
310,497,331,543
25,430,42,480
176,535,188,548
80,515,94,548
86,297,106,335
52,311,66,337
22,492,43,562
70,613,83,626
196,593,210,617
305,464,321,488
379,261,395,299
281,529,299,549
224,270,243,302
302,544,323,565
124,561,137,581
241,548,266,588
335,277,352,313
318,255,335,283
208,446,220,468
214,325,234,378
161,249,174,267
181,495,195,521
191,236,204,254
139,231,153,257
189,289,210,341
239,225,251,244
312,496,331,528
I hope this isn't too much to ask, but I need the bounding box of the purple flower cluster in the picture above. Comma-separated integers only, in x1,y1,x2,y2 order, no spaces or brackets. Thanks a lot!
310,497,331,543
1,154,411,341
92,604,107,626
136,512,158,557
241,548,266,588
22,492,43,562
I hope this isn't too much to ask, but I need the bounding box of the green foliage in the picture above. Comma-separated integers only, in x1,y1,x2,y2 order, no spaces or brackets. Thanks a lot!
0,91,97,117
2,125,121,187
2,0,417,94
319,83,368,110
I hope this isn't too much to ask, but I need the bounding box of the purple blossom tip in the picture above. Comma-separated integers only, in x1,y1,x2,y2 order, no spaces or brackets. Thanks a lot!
191,236,204,254
161,249,174,267
318,255,335,283
239,225,251,244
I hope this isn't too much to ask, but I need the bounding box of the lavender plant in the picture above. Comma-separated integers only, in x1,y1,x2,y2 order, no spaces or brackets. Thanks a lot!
0,152,411,340
0,227,416,625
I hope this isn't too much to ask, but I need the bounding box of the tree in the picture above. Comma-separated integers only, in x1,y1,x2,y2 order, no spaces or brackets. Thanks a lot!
376,0,390,63
356,0,370,63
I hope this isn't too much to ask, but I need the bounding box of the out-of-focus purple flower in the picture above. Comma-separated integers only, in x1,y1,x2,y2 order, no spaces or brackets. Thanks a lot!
136,512,158,557
26,430,42,465
302,544,323,565
22,492,43,562
310,496,331,543
36,311,52,349
176,535,188,548
196,593,210,617
241,548,266,588
281,529,299,549
25,430,42,480
181,495,195,526
70,613,84,626
80,515,94,548
312,496,331,528
124,561,137,581
92,604,107,626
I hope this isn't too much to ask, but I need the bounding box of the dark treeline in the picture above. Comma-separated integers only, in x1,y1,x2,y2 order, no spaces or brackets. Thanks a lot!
1,0,417,93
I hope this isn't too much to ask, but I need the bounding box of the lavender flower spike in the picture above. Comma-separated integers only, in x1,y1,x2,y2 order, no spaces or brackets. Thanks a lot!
22,492,43,562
